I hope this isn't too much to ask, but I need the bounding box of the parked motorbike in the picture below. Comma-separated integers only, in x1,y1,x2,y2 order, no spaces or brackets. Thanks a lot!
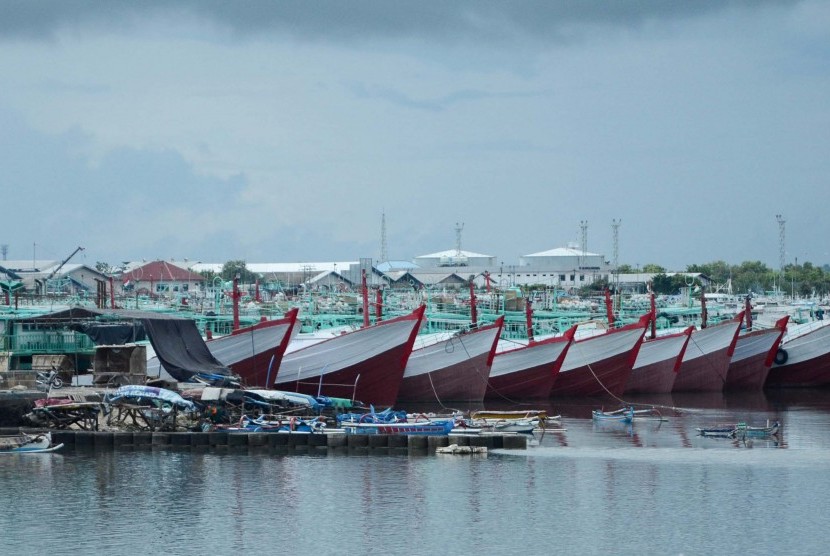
36,367,63,391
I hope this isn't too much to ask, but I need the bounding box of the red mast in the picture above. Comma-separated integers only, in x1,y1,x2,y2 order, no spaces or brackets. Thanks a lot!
231,274,241,331
604,288,615,328
700,284,708,329
745,295,752,331
469,281,478,328
362,269,370,328
649,290,657,339
483,271,491,293
525,296,534,343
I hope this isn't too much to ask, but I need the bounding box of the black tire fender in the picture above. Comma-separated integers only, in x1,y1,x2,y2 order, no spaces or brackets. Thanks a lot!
774,348,788,365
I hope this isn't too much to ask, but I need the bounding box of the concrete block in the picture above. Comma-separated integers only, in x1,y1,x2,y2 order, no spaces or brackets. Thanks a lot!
151,432,170,446
347,434,369,448
227,433,249,447
502,435,527,450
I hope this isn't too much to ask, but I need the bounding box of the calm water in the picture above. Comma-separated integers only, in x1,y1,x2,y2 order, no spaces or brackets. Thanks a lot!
2,389,830,555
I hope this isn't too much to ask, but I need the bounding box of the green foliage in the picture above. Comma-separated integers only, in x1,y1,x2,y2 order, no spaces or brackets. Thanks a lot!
95,261,112,274
221,260,259,283
642,263,666,273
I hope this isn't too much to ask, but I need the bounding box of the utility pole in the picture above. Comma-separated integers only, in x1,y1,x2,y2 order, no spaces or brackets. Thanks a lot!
579,220,588,269
776,214,786,293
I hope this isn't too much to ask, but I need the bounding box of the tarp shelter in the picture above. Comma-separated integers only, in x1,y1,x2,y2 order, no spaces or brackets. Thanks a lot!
25,307,230,382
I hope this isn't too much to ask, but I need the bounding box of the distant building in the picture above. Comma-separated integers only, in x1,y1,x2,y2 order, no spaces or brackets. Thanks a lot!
120,260,205,296
414,249,497,268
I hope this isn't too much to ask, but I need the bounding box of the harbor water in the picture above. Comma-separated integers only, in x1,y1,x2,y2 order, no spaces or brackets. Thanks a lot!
2,389,830,555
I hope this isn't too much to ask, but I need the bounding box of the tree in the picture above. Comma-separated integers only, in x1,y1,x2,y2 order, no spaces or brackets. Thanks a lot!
95,261,112,274
642,263,666,274
221,260,258,283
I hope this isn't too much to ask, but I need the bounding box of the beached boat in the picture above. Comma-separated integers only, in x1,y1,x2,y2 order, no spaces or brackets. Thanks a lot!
592,407,634,424
725,316,789,390
397,317,503,403
0,432,63,453
672,313,744,392
274,306,425,406
486,327,576,399
551,314,651,398
146,309,299,387
766,320,830,388
625,327,694,394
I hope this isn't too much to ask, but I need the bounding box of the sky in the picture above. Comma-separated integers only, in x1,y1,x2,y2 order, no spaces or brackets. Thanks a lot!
0,0,828,271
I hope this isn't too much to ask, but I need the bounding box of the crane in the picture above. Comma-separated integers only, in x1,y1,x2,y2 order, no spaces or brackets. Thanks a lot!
46,246,85,281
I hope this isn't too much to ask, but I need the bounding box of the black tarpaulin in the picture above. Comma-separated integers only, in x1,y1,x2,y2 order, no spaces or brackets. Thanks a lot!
141,319,231,382
71,322,147,345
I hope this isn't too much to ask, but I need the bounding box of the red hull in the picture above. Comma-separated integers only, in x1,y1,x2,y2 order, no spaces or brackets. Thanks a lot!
397,351,493,403
625,329,692,394
725,324,785,390
626,358,679,394
673,316,743,392
212,308,299,388
275,306,425,406
725,354,772,390
672,347,732,391
486,330,575,399
398,319,503,403
551,316,650,398
766,321,830,388
551,351,635,397
766,353,830,388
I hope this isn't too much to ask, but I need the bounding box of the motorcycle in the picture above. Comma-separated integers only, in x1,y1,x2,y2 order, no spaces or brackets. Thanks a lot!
36,367,64,391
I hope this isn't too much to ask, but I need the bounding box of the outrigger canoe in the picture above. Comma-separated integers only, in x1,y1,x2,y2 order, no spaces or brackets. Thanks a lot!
0,432,63,454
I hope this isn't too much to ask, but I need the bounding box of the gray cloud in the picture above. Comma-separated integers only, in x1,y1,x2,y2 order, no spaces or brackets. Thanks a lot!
0,0,798,43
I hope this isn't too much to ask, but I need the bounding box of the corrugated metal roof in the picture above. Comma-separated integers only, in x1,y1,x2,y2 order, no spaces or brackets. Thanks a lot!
415,249,492,259
523,247,601,257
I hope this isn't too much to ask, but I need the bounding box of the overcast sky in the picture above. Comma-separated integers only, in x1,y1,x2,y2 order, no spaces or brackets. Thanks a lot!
1,0,828,271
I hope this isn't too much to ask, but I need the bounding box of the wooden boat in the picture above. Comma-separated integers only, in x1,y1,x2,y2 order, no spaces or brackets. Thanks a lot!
397,317,503,403
592,407,635,423
697,420,781,438
147,309,299,387
219,414,327,434
766,320,830,388
625,327,693,394
340,419,454,436
0,432,63,453
725,316,788,390
552,314,651,398
275,306,426,406
486,326,576,399
673,313,744,392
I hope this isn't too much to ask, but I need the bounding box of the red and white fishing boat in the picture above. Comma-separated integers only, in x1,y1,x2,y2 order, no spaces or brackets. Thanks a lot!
672,313,744,392
485,326,576,400
550,314,651,398
766,319,830,388
397,317,503,404
725,316,789,390
274,305,425,406
204,308,299,387
144,309,299,384
625,327,694,394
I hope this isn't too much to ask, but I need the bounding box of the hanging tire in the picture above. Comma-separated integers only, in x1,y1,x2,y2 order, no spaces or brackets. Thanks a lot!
774,348,788,365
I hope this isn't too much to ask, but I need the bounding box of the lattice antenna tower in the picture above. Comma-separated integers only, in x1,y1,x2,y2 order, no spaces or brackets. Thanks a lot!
0,244,7,261
579,220,588,269
455,222,464,255
611,219,621,278
776,214,786,275
380,211,388,263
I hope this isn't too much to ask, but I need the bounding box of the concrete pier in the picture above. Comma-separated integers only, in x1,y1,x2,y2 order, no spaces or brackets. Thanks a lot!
39,430,527,453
